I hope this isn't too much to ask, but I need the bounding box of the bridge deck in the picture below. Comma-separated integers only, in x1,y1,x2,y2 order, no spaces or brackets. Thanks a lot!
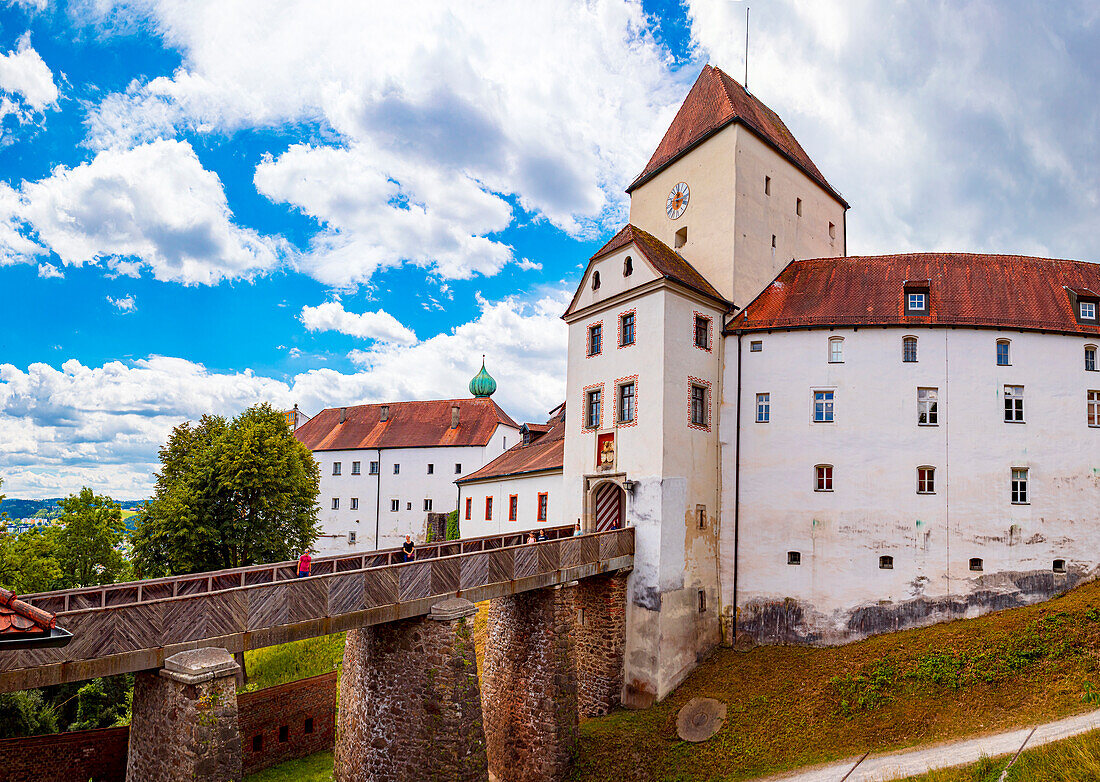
0,527,634,692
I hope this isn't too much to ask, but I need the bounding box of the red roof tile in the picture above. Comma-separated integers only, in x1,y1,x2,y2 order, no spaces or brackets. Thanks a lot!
732,253,1100,335
627,65,846,207
295,398,518,452
0,587,56,636
457,406,566,483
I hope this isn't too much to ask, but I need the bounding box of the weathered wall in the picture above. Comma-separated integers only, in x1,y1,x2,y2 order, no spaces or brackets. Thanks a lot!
568,572,628,717
0,726,129,782
239,670,337,774
483,587,578,782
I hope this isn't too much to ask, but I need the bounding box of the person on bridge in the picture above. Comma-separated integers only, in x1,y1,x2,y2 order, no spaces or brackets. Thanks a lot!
526,531,537,544
573,520,582,536
401,535,415,562
297,550,312,578
536,529,548,542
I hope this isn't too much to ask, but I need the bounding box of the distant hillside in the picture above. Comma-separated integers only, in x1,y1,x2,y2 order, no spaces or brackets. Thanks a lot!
0,498,146,520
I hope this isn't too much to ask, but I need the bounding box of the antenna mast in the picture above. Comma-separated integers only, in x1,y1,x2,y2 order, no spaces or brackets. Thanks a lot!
744,6,750,91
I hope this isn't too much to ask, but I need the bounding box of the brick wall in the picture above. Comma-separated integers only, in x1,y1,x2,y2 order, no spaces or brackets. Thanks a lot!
0,671,337,782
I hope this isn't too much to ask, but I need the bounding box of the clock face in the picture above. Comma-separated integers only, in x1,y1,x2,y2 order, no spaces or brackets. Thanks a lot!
666,182,689,219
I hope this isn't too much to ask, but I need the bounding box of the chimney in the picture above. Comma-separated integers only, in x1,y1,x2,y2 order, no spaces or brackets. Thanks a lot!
380,405,389,422
451,405,460,429
339,407,347,424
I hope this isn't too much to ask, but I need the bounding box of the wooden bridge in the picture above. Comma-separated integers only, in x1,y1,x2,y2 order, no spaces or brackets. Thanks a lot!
0,526,633,693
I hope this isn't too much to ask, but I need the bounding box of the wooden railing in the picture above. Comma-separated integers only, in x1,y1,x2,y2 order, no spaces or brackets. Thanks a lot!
0,527,633,692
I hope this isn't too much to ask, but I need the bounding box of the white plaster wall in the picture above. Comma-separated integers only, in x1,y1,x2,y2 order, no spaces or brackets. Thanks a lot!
456,470,564,537
724,326,1100,643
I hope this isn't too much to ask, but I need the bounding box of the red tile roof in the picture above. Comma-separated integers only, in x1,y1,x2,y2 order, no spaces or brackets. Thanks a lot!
627,65,847,207
457,406,565,483
732,253,1100,335
0,587,56,637
295,398,518,452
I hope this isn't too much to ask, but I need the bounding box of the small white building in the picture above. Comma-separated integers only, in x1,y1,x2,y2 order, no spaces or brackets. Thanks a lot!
295,364,520,554
456,405,566,537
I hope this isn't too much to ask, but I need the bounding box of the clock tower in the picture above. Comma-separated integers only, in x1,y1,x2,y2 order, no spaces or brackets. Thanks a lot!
626,65,847,307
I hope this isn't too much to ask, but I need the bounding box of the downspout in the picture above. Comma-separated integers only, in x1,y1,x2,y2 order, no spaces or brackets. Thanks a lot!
732,331,743,643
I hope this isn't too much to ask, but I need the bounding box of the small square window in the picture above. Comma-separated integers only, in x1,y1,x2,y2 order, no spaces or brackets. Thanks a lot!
1053,559,1067,574
879,555,894,570
750,340,763,352
351,461,361,475
969,557,983,572
756,393,770,423
907,292,927,312
787,551,801,566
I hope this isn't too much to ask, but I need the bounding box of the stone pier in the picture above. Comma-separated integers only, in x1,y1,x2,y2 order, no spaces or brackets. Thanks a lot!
483,586,578,782
570,572,628,717
335,597,487,782
125,647,242,782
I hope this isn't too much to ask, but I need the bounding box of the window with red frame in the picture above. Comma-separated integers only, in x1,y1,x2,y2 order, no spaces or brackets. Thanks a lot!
537,493,548,522
815,465,833,492
484,497,493,520
464,497,472,520
508,495,518,521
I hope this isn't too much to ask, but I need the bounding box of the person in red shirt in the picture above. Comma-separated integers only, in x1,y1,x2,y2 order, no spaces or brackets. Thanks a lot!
297,550,312,578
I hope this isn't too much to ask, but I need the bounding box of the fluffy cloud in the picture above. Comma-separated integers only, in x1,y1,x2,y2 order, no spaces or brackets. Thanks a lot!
0,290,568,497
107,294,136,313
299,301,417,346
0,139,285,283
0,33,58,122
83,0,687,286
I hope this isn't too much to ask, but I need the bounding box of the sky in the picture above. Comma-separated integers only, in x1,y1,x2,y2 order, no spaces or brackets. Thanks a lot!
1,0,1099,498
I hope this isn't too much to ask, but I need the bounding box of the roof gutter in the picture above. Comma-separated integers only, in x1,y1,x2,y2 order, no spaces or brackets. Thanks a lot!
0,626,72,650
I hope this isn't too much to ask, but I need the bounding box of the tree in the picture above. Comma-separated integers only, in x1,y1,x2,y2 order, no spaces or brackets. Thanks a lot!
0,477,63,594
53,488,128,589
132,403,320,577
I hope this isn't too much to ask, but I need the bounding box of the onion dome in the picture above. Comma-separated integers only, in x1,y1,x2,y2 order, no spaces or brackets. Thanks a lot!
469,357,497,398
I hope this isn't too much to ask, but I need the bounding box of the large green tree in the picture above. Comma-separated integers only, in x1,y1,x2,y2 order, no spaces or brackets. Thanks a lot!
53,488,129,588
132,403,320,577
0,478,62,594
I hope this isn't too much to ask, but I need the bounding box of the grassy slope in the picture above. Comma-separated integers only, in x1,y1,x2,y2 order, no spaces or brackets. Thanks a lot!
245,751,334,782
569,580,1100,782
900,727,1100,781
243,633,345,691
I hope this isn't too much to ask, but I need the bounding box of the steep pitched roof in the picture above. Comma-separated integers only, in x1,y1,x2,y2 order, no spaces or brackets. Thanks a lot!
295,398,518,452
732,253,1100,335
457,405,566,483
627,65,846,207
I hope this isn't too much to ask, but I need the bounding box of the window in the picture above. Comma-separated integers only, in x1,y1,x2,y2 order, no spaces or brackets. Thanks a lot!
348,531,357,545
427,463,434,474
1004,385,1025,422
351,461,361,475
464,497,472,520
391,499,399,512
787,551,801,566
588,324,603,356
907,292,927,312
879,555,894,570
423,499,432,512
697,505,707,529
815,465,833,492
903,336,918,363
508,495,518,521
538,492,548,522
484,497,493,521
394,463,401,474
756,393,770,423
1054,559,1067,574
331,498,339,510
455,463,462,474
1011,468,1029,504
698,590,706,613
1087,346,1097,372
694,315,710,350
332,462,341,476
620,312,635,346
252,735,262,752
690,384,708,427
350,497,359,510
407,502,412,510
969,558,983,572
795,197,802,216
585,388,602,429
917,467,935,494
918,387,938,426
771,234,776,249
1090,391,1100,427
674,226,687,248
623,256,633,276
304,718,314,735
764,175,771,195
1082,301,1097,320
750,340,762,352
829,222,836,239
813,390,834,423
996,339,1011,366
618,382,635,424
828,336,843,363
279,725,288,743
369,461,379,475
592,270,600,290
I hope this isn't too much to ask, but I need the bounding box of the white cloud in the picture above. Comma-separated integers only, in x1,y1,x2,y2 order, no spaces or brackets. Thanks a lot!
0,290,568,497
0,139,286,284
107,294,136,313
0,33,58,121
36,262,62,279
299,301,417,346
516,258,543,271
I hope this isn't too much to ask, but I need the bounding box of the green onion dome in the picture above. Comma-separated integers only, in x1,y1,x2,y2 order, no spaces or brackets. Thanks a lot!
469,357,497,398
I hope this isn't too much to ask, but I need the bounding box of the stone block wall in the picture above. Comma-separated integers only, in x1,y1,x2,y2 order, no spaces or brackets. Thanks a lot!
569,572,628,717
0,725,129,782
239,670,337,774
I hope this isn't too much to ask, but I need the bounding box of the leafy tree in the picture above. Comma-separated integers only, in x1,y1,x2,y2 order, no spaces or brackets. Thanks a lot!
132,403,320,577
0,477,63,594
53,488,129,589
0,690,56,738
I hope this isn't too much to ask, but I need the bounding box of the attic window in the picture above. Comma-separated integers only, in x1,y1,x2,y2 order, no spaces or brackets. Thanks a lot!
1082,301,1097,320
904,282,930,315
623,256,633,276
592,271,601,291
674,227,687,249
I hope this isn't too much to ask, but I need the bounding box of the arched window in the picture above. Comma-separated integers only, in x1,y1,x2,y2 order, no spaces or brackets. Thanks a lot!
592,270,601,290
828,336,844,363
969,557,983,572
879,555,894,570
903,336,918,363
623,256,633,276
996,339,1010,366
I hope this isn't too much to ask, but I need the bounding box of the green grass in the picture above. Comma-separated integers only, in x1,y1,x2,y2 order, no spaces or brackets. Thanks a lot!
244,750,333,782
900,727,1100,781
243,633,345,691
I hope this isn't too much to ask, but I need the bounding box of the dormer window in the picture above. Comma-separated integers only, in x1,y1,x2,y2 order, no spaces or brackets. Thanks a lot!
592,270,601,291
1082,301,1097,320
1068,288,1098,324
907,292,927,312
903,281,930,315
623,256,633,276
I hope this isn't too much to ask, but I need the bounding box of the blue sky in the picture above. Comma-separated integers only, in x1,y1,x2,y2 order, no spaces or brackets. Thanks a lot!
1,0,1099,497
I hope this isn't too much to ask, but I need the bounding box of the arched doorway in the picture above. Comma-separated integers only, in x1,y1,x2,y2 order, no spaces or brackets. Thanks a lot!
592,481,625,531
